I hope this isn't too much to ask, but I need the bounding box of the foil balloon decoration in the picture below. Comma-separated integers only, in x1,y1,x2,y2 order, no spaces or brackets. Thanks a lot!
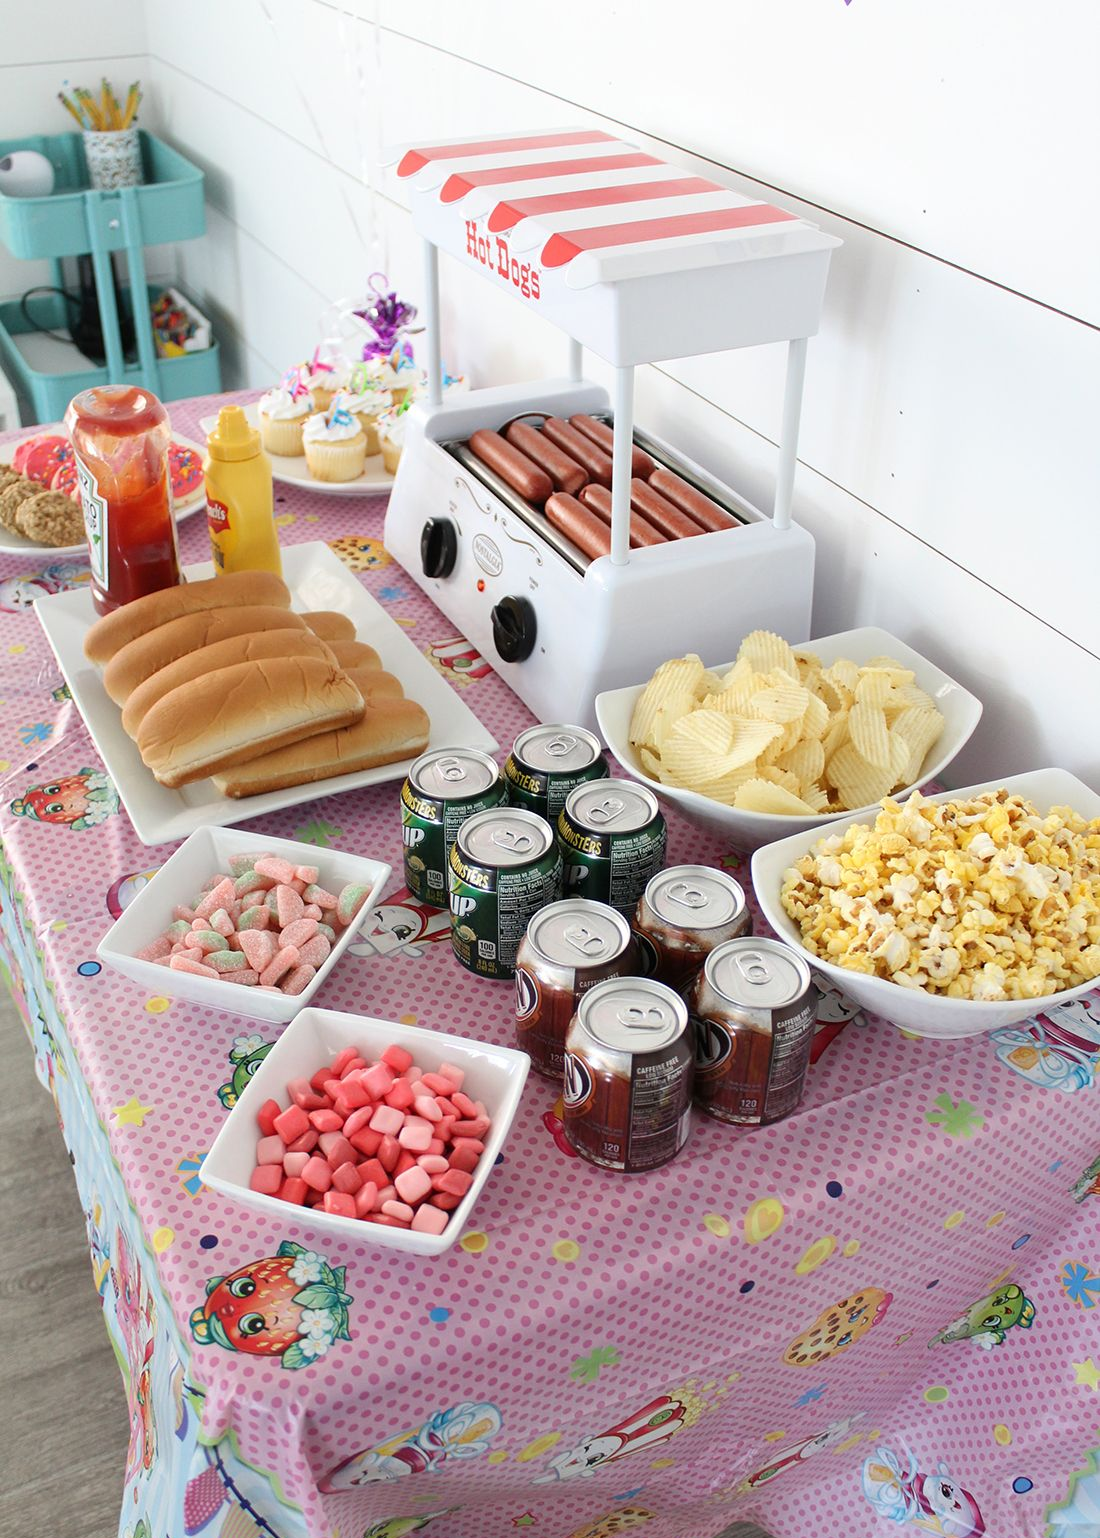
352,272,422,361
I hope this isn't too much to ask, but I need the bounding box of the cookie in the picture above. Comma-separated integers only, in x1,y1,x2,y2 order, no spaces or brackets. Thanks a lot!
328,534,390,571
782,1286,893,1366
0,466,22,497
0,477,42,533
14,490,86,547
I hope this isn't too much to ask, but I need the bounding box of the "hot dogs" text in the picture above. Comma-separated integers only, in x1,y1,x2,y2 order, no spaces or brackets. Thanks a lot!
465,221,541,300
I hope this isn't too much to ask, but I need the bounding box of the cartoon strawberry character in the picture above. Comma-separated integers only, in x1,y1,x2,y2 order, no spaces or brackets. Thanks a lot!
9,767,119,830
189,1241,353,1369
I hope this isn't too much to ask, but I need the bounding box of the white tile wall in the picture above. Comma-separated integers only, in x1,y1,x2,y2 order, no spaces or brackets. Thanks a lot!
10,0,1100,785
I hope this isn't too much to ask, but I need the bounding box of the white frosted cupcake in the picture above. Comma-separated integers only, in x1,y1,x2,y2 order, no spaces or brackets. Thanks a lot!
378,403,410,475
304,348,351,411
343,363,392,454
258,384,311,455
303,395,367,482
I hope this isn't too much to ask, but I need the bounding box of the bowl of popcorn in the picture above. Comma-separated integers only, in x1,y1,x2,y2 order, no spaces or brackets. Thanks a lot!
595,627,982,851
750,768,1100,1037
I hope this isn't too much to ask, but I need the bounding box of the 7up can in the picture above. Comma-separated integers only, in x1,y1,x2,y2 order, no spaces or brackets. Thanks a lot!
401,748,505,908
504,724,608,821
449,808,562,980
557,782,667,916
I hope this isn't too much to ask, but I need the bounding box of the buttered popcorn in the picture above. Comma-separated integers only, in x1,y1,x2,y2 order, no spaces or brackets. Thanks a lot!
780,790,1100,1001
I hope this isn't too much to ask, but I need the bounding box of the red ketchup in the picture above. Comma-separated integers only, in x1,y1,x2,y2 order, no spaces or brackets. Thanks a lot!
65,385,180,615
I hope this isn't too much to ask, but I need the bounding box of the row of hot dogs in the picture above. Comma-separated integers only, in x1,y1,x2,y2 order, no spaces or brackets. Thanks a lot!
465,414,739,562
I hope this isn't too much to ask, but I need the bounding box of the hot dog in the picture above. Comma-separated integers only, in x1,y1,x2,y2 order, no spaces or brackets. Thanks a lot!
503,420,587,495
469,429,553,505
578,485,666,547
648,467,736,532
541,418,613,488
569,414,655,479
628,478,703,540
545,492,612,561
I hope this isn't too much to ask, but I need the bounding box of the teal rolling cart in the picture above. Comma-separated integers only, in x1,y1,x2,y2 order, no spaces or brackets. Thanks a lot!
0,130,220,421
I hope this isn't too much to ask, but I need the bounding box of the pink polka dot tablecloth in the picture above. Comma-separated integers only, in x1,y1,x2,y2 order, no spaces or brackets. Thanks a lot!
0,393,1097,1538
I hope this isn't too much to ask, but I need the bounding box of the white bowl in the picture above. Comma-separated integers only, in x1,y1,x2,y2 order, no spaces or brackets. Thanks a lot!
97,826,390,1024
751,767,1100,1038
595,626,983,852
201,1006,530,1255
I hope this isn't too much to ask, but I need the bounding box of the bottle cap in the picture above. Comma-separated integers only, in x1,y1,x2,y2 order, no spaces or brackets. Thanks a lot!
207,405,261,463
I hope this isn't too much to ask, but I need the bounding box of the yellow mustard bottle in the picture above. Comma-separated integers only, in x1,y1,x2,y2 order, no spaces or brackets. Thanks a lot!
204,405,282,576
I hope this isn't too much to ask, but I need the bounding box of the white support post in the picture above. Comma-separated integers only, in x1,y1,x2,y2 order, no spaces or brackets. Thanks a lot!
773,336,808,531
568,336,583,382
423,238,442,406
610,366,634,566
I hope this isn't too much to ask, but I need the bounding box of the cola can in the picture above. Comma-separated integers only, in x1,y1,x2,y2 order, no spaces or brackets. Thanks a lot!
515,899,636,1078
563,977,694,1173
688,937,817,1126
632,865,751,992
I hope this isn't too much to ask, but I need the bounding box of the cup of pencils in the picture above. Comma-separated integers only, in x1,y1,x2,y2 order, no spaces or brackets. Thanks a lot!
60,79,144,190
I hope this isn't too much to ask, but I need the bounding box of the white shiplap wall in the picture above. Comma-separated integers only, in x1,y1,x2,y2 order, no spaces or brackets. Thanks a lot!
51,1,1100,783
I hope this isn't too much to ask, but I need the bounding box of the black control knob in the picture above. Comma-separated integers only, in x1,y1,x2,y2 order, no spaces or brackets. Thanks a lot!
491,595,537,663
420,518,457,579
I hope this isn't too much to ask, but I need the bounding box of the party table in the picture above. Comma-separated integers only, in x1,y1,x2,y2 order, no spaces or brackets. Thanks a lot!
1,393,1097,1538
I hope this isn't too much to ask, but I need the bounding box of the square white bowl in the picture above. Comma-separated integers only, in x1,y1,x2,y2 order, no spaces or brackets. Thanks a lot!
751,767,1100,1038
201,1006,530,1255
97,826,390,1024
595,626,983,852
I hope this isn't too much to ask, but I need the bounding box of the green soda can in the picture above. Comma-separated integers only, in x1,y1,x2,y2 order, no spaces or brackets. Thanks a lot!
401,747,505,908
448,807,562,980
504,724,609,821
557,781,667,916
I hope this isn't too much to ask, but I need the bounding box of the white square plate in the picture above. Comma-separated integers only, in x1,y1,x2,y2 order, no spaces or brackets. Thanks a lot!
34,540,497,845
201,1006,530,1254
97,826,390,1024
752,767,1100,1038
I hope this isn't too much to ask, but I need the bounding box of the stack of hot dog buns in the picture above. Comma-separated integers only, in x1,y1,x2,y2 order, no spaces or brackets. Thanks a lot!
83,570,429,795
466,413,738,563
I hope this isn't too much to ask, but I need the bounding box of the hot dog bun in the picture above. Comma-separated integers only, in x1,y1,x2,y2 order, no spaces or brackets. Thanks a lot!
212,698,430,798
120,628,335,738
103,606,309,705
343,666,404,701
328,639,382,671
84,570,290,665
302,610,356,642
137,657,366,789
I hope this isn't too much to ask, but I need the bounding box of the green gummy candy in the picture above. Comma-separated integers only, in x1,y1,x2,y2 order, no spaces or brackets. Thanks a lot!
238,906,267,930
336,883,371,925
207,949,248,971
192,929,229,952
317,923,336,943
165,919,191,941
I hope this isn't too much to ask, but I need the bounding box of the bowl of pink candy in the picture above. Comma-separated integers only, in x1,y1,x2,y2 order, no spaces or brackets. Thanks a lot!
201,1006,530,1254
97,826,390,1024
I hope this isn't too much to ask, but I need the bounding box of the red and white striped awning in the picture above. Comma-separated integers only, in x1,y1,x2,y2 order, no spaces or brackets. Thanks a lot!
392,127,831,288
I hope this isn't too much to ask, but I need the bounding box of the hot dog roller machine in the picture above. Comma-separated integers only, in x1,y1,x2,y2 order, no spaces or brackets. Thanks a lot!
384,127,841,728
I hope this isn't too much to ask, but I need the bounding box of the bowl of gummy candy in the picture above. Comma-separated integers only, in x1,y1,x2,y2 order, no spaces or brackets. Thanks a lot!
201,1006,530,1254
97,826,390,1024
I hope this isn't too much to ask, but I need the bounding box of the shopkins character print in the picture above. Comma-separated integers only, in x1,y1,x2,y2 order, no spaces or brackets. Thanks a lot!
533,1395,686,1484
543,1092,579,1158
218,1032,274,1108
347,886,452,960
363,1512,460,1538
783,1288,893,1366
737,1414,866,1492
111,1228,158,1480
991,996,1100,1093
1070,1154,1100,1203
190,1241,353,1370
10,767,119,830
810,977,865,1063
329,534,392,571
928,1283,1035,1350
0,560,91,612
106,867,161,920
426,635,491,686
85,1195,111,1296
320,1401,503,1490
861,1443,985,1536
568,1510,653,1538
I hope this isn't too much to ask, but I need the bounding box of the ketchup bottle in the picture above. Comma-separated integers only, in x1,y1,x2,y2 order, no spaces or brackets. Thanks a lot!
65,385,181,615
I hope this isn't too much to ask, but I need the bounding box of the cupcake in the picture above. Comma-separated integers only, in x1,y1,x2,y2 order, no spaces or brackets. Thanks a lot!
258,379,312,456
303,345,351,411
343,362,392,455
378,401,411,475
302,395,367,482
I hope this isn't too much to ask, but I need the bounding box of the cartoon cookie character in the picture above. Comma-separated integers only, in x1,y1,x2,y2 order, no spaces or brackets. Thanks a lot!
783,1287,893,1366
861,1443,985,1536
736,1414,865,1492
217,1032,274,1108
928,1284,1035,1350
329,534,392,571
10,767,118,830
190,1241,352,1369
533,1396,685,1483
320,1402,502,1490
568,1510,653,1538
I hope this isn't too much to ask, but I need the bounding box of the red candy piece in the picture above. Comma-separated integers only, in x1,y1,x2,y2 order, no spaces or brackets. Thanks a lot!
249,1165,282,1195
349,1128,382,1159
279,1176,308,1205
302,1156,332,1192
323,1191,356,1217
286,1129,319,1154
377,1135,400,1173
256,1099,281,1137
448,1144,481,1174
384,1079,414,1112
331,1161,361,1194
273,1104,309,1144
382,1044,413,1073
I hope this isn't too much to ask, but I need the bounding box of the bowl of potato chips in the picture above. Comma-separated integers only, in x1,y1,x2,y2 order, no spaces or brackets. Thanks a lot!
595,627,982,852
751,768,1100,1037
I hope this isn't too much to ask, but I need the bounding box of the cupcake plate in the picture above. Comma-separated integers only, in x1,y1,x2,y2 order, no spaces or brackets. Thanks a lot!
199,403,395,498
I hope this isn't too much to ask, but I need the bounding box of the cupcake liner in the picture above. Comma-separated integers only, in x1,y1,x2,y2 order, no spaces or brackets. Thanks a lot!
304,432,367,483
259,413,306,457
381,438,403,475
354,415,381,455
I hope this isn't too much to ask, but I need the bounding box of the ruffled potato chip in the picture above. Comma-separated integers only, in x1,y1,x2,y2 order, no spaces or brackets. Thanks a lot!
777,737,826,788
848,702,892,769
737,629,798,678
890,706,944,785
629,655,705,747
801,693,831,740
733,778,819,815
825,741,898,809
749,682,810,726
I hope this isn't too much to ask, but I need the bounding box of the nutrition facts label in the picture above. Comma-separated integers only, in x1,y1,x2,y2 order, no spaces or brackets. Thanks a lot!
764,1000,817,1119
496,869,548,967
626,1052,692,1171
609,832,665,911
